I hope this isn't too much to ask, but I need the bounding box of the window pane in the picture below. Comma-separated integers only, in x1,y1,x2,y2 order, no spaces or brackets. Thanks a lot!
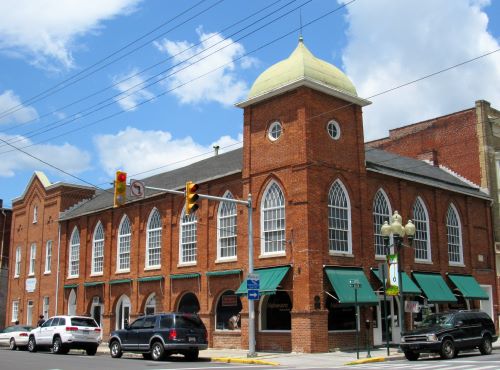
262,183,285,254
447,205,462,263
218,193,237,259
413,199,430,261
328,182,350,253
147,209,162,267
373,191,391,256
180,212,197,263
93,222,104,274
118,217,131,270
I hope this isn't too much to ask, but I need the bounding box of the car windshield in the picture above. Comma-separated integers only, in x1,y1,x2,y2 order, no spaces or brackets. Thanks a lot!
71,318,98,327
420,313,454,328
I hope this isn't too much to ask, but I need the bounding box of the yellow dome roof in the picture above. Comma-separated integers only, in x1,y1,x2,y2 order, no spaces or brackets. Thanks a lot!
248,39,357,99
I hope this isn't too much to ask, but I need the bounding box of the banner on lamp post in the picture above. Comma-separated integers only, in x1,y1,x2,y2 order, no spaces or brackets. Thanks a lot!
386,254,399,296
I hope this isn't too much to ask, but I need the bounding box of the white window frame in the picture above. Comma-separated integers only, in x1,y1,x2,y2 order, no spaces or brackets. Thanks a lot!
179,207,197,265
44,240,52,274
217,191,237,261
26,300,33,326
12,301,19,322
91,221,105,275
29,243,36,276
68,289,77,316
144,293,156,315
14,246,21,277
447,203,464,265
146,208,162,269
260,181,286,256
327,119,341,140
373,189,392,258
413,196,432,262
268,121,282,141
68,227,80,277
42,296,49,318
33,205,38,224
328,180,352,255
117,215,132,272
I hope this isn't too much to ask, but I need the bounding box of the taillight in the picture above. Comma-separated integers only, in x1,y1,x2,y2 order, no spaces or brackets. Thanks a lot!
168,329,177,340
94,328,101,332
19,333,28,337
65,326,78,331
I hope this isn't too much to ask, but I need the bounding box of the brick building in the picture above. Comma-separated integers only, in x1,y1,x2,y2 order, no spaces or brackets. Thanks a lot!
0,199,12,329
368,100,500,320
6,40,498,352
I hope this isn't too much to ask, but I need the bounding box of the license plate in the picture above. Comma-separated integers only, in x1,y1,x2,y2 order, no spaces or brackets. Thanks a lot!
188,336,196,343
82,330,89,334
409,344,419,349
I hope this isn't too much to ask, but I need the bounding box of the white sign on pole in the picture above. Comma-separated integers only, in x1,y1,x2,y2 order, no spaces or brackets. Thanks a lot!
405,301,421,313
26,278,36,292
388,254,399,288
130,179,145,198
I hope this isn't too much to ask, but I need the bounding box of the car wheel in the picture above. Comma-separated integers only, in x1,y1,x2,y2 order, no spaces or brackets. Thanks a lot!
9,338,17,351
151,341,165,361
110,340,123,358
403,351,419,361
86,346,98,356
440,338,455,360
142,353,152,360
479,336,492,355
52,337,64,354
28,336,37,353
185,349,199,361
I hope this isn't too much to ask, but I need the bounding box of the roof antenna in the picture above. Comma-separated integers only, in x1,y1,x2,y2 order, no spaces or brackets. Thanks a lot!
299,8,303,42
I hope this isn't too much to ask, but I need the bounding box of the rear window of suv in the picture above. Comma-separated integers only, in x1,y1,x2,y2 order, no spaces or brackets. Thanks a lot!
71,318,98,327
175,314,204,329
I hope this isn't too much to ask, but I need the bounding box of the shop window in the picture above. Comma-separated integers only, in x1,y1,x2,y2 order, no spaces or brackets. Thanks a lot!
260,291,292,331
216,290,242,330
326,294,355,331
178,292,200,313
145,293,156,315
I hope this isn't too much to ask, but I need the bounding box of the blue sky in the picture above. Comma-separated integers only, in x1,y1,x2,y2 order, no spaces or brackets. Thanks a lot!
0,0,499,208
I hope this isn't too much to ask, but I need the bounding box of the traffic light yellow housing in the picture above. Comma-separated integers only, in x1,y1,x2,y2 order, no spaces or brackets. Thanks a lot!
114,171,127,207
185,181,199,215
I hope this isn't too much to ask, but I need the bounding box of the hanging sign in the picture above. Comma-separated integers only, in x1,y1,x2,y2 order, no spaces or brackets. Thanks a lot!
386,254,399,296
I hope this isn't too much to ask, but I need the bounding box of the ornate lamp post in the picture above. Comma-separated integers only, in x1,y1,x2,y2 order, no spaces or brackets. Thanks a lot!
380,211,416,335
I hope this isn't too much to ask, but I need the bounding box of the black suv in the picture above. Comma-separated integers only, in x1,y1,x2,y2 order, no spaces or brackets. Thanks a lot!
400,310,497,361
109,313,208,361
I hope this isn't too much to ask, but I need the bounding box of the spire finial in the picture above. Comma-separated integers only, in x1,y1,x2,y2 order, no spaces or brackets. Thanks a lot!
299,8,303,43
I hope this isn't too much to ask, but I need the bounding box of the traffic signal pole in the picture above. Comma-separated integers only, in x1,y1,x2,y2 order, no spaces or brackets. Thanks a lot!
141,185,256,357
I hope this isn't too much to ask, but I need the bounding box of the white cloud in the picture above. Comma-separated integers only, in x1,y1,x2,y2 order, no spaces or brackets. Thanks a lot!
0,90,38,124
154,27,253,106
113,69,155,111
94,126,242,176
0,133,91,177
340,0,500,140
0,0,140,70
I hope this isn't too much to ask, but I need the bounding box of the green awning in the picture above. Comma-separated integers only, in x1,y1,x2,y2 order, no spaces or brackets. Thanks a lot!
413,272,457,303
448,274,489,300
372,268,421,295
170,273,201,280
325,267,378,305
235,266,290,296
206,269,242,277
109,278,133,285
137,275,164,283
63,283,78,289
83,281,104,287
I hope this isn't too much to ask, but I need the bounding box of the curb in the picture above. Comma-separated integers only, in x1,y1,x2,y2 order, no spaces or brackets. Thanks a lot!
344,357,386,365
211,357,280,366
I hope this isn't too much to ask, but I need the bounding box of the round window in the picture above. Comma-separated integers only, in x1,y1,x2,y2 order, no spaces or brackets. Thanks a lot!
268,121,282,141
327,120,340,140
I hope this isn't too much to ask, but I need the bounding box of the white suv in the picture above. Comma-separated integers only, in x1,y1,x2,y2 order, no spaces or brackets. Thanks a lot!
28,315,101,355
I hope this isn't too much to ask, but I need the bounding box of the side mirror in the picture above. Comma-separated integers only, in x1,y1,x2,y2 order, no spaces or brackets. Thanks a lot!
455,320,464,328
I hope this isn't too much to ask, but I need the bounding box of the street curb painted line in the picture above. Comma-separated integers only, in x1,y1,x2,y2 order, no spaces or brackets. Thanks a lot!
344,357,386,365
211,357,280,366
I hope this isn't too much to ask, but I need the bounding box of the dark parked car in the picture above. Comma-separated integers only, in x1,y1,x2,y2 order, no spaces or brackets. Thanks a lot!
109,312,208,361
400,310,497,361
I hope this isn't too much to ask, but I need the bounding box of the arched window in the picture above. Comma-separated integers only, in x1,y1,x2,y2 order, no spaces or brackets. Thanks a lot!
67,289,77,316
179,208,197,264
69,227,80,277
216,290,242,330
117,215,132,272
447,204,463,264
178,292,200,313
115,295,131,330
144,293,157,315
261,182,286,255
328,180,352,254
92,222,104,275
413,197,431,261
373,189,391,257
217,191,237,260
260,291,292,331
146,208,162,268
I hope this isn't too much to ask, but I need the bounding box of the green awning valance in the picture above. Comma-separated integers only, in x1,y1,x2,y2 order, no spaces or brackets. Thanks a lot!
137,275,164,283
83,281,104,287
325,267,378,305
63,283,78,289
372,268,421,295
109,278,133,285
448,274,489,300
206,269,242,277
413,272,457,303
235,266,290,296
170,273,201,280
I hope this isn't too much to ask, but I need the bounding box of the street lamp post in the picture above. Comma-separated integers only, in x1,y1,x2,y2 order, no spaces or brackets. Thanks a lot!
380,211,415,336
349,279,361,359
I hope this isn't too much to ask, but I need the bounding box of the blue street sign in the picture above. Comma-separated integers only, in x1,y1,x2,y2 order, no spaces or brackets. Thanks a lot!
247,275,260,290
248,289,260,300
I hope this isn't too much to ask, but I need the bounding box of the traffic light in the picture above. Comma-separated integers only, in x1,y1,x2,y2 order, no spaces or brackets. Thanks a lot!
185,181,199,215
114,171,127,207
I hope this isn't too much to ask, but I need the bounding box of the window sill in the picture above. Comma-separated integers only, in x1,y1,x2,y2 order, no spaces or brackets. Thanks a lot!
43,271,51,275
67,275,79,280
375,256,386,260
448,262,465,267
214,329,241,334
414,259,433,265
328,329,356,333
115,270,130,274
28,273,35,277
90,272,104,277
144,266,161,271
259,253,286,259
177,262,197,268
259,330,291,333
329,252,354,258
215,258,237,264
14,275,19,279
